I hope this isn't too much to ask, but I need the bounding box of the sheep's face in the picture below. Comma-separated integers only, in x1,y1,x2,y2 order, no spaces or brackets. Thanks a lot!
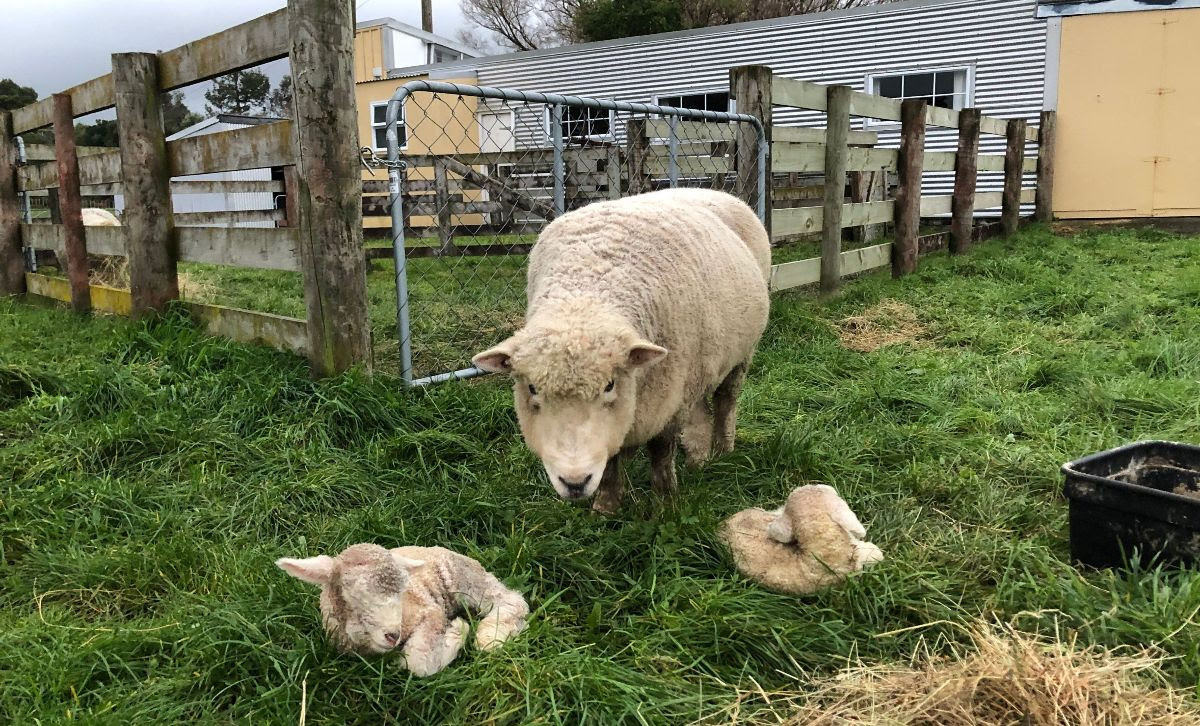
277,544,426,655
473,323,667,501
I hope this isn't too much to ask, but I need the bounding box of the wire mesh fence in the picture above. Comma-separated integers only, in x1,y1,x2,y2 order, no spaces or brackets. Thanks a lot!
375,81,766,385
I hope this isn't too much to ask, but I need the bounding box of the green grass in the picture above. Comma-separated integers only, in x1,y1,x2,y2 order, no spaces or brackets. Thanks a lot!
2,224,1200,723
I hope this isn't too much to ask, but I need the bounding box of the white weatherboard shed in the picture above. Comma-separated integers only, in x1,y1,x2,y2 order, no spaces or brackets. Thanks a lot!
115,114,284,228
388,0,1051,198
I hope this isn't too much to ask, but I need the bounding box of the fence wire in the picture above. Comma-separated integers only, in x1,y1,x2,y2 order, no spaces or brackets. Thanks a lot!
378,81,765,385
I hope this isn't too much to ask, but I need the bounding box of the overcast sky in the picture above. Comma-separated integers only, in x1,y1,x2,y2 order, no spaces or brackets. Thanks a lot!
2,0,477,116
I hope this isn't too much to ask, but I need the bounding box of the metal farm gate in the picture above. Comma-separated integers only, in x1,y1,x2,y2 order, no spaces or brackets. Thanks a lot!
374,81,766,386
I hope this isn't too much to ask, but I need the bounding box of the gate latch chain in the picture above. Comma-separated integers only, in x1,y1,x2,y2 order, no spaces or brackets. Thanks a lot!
359,147,406,176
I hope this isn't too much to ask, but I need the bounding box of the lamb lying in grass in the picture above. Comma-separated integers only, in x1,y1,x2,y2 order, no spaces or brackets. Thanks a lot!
277,543,528,676
719,485,883,595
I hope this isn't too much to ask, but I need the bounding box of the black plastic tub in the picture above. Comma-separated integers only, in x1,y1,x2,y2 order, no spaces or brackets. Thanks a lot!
1061,440,1200,569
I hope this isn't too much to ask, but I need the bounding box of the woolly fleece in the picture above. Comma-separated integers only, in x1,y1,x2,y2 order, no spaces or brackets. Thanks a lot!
720,485,883,595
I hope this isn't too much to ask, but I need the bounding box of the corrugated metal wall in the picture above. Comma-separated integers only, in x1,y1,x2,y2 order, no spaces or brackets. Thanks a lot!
451,0,1046,196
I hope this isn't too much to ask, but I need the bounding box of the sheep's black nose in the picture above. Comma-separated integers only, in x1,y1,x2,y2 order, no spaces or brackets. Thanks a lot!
383,632,400,647
559,474,593,497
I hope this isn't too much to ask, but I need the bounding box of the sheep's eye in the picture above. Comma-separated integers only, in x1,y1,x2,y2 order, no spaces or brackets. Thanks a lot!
604,379,615,393
528,384,537,396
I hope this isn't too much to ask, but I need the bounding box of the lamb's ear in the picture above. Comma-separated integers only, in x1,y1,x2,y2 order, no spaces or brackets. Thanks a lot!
823,494,868,540
766,513,795,543
473,336,518,374
626,340,668,369
391,552,427,571
276,555,336,586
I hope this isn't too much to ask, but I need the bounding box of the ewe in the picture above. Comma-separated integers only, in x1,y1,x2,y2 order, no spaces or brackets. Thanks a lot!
278,543,528,677
720,485,883,595
474,188,770,512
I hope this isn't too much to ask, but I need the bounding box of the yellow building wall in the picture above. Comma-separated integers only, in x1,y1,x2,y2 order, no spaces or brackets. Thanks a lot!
354,76,484,229
354,27,383,83
1054,9,1200,218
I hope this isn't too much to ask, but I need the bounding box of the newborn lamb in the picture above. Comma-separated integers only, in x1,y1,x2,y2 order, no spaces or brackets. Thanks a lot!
278,543,529,676
719,485,883,595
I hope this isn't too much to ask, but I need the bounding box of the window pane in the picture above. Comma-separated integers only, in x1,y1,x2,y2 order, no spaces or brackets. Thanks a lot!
591,113,610,135
681,94,705,110
905,73,934,97
708,92,729,111
933,94,955,109
373,105,387,125
398,124,406,146
877,76,902,98
935,72,956,95
374,128,387,149
659,95,681,108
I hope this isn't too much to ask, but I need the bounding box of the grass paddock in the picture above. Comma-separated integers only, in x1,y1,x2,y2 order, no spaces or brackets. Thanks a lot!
2,224,1199,723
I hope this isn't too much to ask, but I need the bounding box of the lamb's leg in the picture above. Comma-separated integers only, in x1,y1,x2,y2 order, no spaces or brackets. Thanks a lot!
403,617,469,677
592,453,624,514
712,362,748,457
680,396,714,468
648,423,680,497
475,588,531,651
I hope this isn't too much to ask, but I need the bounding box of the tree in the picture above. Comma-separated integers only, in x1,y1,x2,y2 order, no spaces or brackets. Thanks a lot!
162,91,203,135
74,119,120,147
203,70,270,116
266,75,293,119
459,0,583,51
575,0,682,42
0,78,38,111
461,0,893,47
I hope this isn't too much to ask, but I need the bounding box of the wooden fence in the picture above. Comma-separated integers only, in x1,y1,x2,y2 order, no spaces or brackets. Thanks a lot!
728,64,1055,295
0,0,368,376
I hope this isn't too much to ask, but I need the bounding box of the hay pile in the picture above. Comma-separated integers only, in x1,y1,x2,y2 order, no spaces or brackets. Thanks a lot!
782,624,1199,725
836,300,927,353
90,257,214,302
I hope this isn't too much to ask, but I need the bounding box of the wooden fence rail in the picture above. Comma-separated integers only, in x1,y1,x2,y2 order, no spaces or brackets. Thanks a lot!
725,66,1055,293
0,0,365,377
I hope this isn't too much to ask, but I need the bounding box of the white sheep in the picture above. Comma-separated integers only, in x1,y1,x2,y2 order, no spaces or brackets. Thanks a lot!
81,208,121,226
719,485,883,595
277,543,529,677
473,188,771,513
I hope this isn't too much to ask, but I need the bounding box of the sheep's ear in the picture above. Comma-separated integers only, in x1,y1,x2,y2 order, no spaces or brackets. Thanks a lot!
391,552,427,571
473,336,518,374
276,555,336,586
626,340,668,369
766,514,795,543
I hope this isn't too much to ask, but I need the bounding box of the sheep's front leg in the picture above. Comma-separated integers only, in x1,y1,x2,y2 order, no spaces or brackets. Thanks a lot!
402,617,469,677
591,453,623,514
712,362,748,456
680,396,714,468
648,423,679,497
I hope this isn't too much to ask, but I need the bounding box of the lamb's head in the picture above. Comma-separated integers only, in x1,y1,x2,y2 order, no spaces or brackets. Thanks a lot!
277,543,425,655
767,485,867,546
473,300,667,501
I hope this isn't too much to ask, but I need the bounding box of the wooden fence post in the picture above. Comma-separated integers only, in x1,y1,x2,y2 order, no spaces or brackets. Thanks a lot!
52,93,91,313
1002,118,1027,236
289,0,370,376
893,99,925,278
0,112,23,296
821,85,851,295
113,52,178,317
625,119,648,196
729,65,772,237
950,108,980,255
1035,110,1056,223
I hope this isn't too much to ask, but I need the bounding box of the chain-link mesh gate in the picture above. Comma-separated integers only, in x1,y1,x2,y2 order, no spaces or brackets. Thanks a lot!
378,81,766,385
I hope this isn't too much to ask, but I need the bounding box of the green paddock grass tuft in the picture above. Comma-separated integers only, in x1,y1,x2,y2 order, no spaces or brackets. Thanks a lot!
2,224,1199,723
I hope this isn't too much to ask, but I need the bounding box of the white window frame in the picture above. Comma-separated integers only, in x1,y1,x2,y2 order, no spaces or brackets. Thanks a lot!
862,65,975,128
370,100,407,152
547,105,614,141
652,89,735,115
